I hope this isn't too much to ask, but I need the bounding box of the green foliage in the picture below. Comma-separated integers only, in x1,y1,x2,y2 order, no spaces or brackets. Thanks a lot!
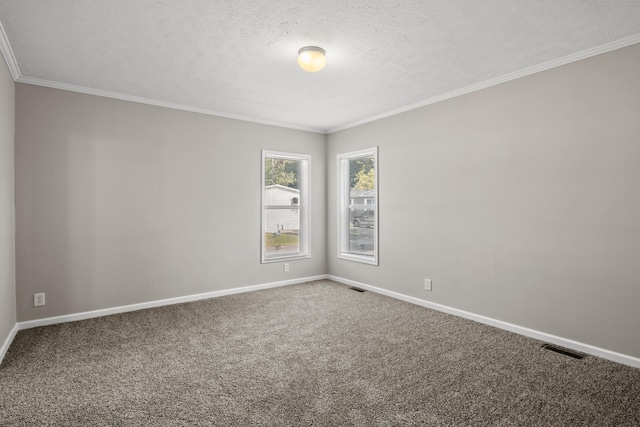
265,158,298,187
350,156,375,190
354,168,375,190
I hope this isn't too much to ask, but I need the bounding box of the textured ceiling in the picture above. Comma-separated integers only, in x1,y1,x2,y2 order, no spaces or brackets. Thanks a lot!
1,1,639,133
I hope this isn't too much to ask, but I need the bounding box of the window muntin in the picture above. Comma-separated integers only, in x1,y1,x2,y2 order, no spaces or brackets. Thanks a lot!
262,150,310,263
337,147,378,265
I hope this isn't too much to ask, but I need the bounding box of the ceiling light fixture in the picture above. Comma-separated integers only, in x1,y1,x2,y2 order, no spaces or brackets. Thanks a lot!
298,46,326,72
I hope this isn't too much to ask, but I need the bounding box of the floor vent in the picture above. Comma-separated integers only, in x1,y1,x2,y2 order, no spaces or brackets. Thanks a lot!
349,287,366,293
541,344,585,360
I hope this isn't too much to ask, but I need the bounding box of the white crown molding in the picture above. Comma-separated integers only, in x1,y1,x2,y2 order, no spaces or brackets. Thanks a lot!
2,17,324,134
4,29,640,136
328,275,640,369
0,20,20,80
17,275,328,331
15,76,327,135
0,323,19,367
328,34,640,134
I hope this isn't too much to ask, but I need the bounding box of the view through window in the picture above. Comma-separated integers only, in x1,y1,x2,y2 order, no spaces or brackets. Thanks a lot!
262,151,310,262
338,147,378,265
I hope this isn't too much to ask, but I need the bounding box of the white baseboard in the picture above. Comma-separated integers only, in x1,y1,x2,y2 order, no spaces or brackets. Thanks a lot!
328,275,640,369
0,323,19,366
9,274,640,369
18,275,328,331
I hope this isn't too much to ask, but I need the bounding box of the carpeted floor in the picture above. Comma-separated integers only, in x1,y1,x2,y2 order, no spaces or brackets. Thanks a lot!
1,280,639,426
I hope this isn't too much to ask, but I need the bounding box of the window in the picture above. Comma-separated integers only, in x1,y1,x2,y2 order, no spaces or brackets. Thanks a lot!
262,150,310,263
337,147,378,265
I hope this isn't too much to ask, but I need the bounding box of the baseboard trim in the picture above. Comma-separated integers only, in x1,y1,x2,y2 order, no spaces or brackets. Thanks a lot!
18,275,328,331
13,274,640,369
328,275,640,369
0,323,19,366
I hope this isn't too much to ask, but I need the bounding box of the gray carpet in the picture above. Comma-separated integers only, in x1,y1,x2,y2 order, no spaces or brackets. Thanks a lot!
1,280,639,426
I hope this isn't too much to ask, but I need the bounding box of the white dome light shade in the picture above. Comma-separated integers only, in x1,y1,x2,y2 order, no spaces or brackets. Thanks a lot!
298,46,326,72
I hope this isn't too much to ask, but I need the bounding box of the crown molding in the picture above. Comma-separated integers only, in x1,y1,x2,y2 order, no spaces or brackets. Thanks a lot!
5,24,639,135
3,13,323,134
0,20,20,80
328,34,640,134
15,76,327,134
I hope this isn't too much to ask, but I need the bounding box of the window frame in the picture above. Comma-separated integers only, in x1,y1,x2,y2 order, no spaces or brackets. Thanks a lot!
337,147,379,265
261,150,311,263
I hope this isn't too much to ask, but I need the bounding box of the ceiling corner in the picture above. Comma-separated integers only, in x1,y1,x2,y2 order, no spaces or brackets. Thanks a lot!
0,20,20,80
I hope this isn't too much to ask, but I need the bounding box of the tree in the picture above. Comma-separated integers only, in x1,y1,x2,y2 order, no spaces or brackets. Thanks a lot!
350,156,375,190
354,168,375,190
265,158,298,187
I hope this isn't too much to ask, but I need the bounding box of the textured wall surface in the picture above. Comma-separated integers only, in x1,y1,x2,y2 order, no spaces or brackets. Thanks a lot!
0,54,16,349
14,85,326,321
327,44,640,358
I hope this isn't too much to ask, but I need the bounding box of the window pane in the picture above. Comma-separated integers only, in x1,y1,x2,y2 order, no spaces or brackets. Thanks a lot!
265,157,299,188
262,151,310,262
337,147,378,265
264,207,300,255
347,156,375,256
264,158,300,255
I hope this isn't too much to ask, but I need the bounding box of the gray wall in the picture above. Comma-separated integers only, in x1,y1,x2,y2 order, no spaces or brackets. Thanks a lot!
15,85,326,322
0,56,16,346
10,42,640,360
327,44,640,358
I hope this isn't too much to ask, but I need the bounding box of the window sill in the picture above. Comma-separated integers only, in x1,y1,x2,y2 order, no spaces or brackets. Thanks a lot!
338,253,378,266
262,254,310,264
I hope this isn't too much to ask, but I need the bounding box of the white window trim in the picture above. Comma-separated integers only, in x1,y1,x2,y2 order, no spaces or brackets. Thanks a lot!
337,147,378,265
261,150,311,263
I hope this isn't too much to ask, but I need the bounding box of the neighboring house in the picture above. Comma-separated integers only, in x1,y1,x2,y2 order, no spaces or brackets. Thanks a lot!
350,189,375,211
350,189,375,207
264,184,300,233
349,190,375,225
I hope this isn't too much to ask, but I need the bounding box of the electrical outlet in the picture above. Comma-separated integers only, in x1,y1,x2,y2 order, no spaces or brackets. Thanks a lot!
424,279,432,291
284,263,290,272
34,293,45,307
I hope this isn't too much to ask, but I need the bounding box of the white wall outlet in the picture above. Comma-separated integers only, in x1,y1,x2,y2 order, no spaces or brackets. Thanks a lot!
34,293,46,307
424,279,432,291
284,263,290,272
